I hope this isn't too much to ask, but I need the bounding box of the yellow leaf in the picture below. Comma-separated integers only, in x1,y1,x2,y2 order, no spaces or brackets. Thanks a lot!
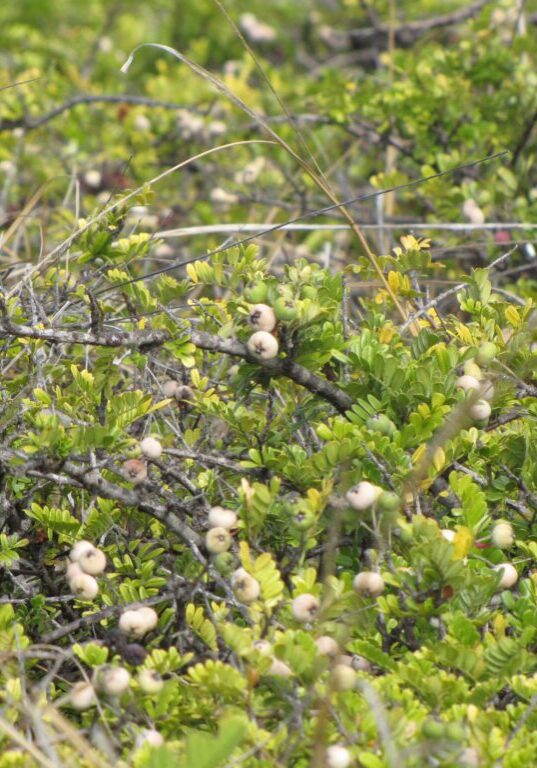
379,325,395,344
412,444,427,465
432,447,445,472
186,263,199,283
505,305,521,328
388,271,400,292
137,317,147,330
453,527,473,559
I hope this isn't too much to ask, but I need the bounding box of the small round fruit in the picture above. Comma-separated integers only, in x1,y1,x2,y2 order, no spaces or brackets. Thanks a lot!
213,551,235,575
253,639,272,655
137,669,164,694
175,385,194,403
70,540,96,562
291,593,320,623
231,568,261,603
122,459,148,485
70,682,96,711
326,745,352,768
208,506,237,530
137,606,158,632
463,361,482,379
456,375,480,393
494,563,518,589
269,658,292,677
421,719,444,739
244,282,268,303
118,609,147,636
140,437,162,460
353,571,385,597
475,342,497,366
315,636,339,657
462,199,485,225
273,296,298,322
66,561,83,583
135,729,164,749
301,285,317,300
377,491,400,513
78,547,106,576
161,379,178,397
492,521,514,549
290,509,315,531
206,527,232,554
479,380,495,401
468,399,491,422
96,666,131,696
70,573,99,600
331,663,357,692
246,331,279,360
441,529,456,543
445,722,465,741
122,643,148,666
366,414,396,437
346,481,382,511
249,304,276,332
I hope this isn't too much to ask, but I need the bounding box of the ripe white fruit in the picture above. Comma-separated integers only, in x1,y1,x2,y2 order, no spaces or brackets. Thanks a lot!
331,663,357,691
137,669,164,694
468,399,491,422
140,437,163,460
462,199,485,225
315,636,339,657
70,573,99,600
249,304,276,332
268,658,292,677
253,639,272,655
161,379,179,397
70,540,96,562
492,521,514,549
134,114,151,132
208,506,237,530
494,563,518,589
441,529,456,543
231,567,261,603
84,169,102,189
326,745,352,768
135,729,164,749
210,187,238,205
292,593,320,623
456,375,480,393
96,666,131,696
346,481,382,511
137,606,159,632
70,681,96,710
246,331,279,360
122,459,148,485
479,380,495,401
353,571,385,597
119,609,148,637
206,527,232,554
78,547,106,576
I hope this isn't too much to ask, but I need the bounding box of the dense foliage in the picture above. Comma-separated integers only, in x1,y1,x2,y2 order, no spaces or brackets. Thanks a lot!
0,1,537,766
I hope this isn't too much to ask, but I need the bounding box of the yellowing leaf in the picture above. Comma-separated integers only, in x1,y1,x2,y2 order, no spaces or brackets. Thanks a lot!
453,527,473,559
505,305,521,328
432,447,445,472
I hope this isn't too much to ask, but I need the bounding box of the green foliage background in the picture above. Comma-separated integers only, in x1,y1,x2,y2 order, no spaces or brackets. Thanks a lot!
0,1,536,766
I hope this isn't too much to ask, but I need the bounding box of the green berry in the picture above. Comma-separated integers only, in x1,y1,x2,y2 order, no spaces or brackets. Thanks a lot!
301,285,317,300
366,414,397,438
422,720,444,739
290,509,315,531
445,723,465,741
377,491,400,513
244,282,268,303
273,296,298,322
213,552,235,575
475,342,497,366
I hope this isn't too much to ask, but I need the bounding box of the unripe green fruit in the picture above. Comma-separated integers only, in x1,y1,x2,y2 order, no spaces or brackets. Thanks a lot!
273,296,298,322
377,491,400,513
421,719,444,739
301,285,317,300
213,551,235,575
137,668,164,694
445,723,465,741
290,509,315,531
205,527,232,554
244,282,268,303
475,342,497,366
366,414,397,437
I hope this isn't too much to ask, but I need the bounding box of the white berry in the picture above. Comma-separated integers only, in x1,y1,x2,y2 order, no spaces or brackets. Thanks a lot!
246,331,279,360
331,663,357,691
494,563,518,589
70,540,95,562
291,593,320,623
119,609,147,636
70,681,96,710
206,527,232,554
95,666,130,696
346,482,382,511
122,459,148,485
140,437,163,460
268,658,292,677
70,573,99,600
469,399,491,422
137,669,164,694
492,522,514,549
315,636,339,657
78,547,106,576
135,729,164,749
161,379,179,397
441,529,456,543
208,506,237,530
249,304,276,332
231,568,261,603
353,571,385,597
326,745,352,768
456,375,480,393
